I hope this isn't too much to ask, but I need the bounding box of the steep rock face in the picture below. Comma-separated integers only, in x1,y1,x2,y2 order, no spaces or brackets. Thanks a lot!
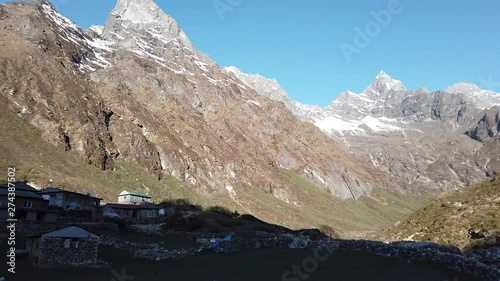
0,1,401,200
466,107,500,177
230,68,500,191
0,1,117,169
102,0,213,72
466,107,500,142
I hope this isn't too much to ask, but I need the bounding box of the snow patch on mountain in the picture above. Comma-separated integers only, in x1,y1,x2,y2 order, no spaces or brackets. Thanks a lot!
246,100,261,107
313,115,366,136
361,116,403,132
40,1,112,71
88,25,104,36
314,115,403,136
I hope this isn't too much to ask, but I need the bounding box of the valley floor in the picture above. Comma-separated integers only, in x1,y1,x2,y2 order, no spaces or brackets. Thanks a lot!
5,239,478,281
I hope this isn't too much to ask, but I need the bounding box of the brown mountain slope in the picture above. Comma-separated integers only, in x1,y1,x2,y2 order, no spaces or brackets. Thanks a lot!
0,1,404,199
0,1,430,234
0,101,428,234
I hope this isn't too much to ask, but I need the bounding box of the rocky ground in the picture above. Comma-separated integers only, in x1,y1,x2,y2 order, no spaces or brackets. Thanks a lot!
6,221,500,281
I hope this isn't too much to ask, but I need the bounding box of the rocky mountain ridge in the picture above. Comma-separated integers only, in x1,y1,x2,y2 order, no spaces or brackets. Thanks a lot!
226,67,500,191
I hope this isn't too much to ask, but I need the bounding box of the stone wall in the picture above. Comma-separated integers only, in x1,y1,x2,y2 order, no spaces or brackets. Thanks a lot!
37,237,98,268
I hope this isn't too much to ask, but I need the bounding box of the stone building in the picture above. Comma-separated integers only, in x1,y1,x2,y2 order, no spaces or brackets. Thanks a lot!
26,225,100,268
104,203,161,220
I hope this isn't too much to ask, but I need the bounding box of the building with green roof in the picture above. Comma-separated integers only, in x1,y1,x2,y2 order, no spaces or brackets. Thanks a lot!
118,190,152,205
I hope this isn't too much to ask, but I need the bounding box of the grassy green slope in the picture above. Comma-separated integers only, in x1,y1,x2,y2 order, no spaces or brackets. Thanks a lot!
0,103,234,208
234,170,429,237
387,176,500,249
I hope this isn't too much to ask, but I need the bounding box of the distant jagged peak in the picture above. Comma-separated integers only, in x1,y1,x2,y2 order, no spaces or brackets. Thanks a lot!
341,90,358,96
418,86,430,93
224,66,281,85
225,66,272,78
224,66,244,76
445,82,483,94
364,70,407,97
445,82,500,109
88,25,104,36
112,0,165,24
334,90,360,102
223,66,297,109
103,0,196,52
375,70,392,80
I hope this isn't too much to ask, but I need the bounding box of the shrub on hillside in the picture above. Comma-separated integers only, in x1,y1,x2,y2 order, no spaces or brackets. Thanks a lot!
205,206,237,218
319,225,340,239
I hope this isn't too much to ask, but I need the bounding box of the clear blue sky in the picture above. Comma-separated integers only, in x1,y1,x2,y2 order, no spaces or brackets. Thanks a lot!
5,0,500,106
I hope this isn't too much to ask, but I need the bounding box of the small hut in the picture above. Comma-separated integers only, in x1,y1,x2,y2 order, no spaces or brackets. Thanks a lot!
26,225,99,268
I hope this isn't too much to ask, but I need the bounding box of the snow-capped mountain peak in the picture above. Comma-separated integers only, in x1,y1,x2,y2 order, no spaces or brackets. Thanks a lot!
113,0,164,24
445,82,500,109
224,66,242,75
376,70,391,79
445,82,482,94
418,86,430,94
364,71,407,97
88,25,104,36
37,0,113,71
103,0,198,58
100,0,215,74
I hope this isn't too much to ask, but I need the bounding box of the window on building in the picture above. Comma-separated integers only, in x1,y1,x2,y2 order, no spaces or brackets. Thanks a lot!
23,201,33,208
63,238,79,249
71,239,79,248
146,210,156,218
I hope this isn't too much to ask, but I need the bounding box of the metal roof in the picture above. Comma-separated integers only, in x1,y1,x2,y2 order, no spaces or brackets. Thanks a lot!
28,225,99,238
38,187,103,200
0,188,43,199
119,190,151,198
0,182,38,192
